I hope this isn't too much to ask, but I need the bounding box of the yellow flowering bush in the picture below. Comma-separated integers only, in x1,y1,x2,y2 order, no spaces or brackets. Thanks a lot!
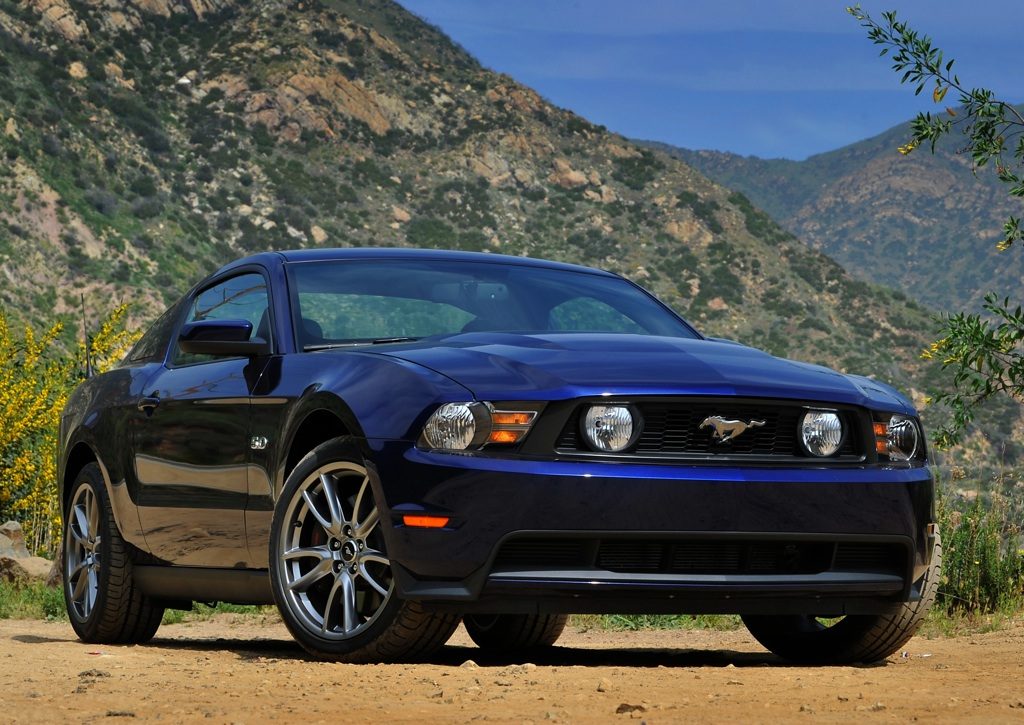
0,306,138,555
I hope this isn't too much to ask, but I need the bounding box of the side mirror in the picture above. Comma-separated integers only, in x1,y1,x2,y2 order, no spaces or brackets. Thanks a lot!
178,319,271,357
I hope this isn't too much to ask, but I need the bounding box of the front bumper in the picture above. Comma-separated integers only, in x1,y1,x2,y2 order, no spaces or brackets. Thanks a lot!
368,442,935,616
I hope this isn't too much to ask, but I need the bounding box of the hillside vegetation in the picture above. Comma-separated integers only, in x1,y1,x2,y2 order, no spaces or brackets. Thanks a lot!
653,117,1024,313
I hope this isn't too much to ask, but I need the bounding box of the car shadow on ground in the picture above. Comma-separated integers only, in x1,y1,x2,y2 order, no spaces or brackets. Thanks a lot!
9,632,885,669
139,635,797,668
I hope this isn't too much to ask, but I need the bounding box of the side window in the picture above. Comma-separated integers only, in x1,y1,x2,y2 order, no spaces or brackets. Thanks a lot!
125,299,186,364
172,272,270,366
548,297,645,333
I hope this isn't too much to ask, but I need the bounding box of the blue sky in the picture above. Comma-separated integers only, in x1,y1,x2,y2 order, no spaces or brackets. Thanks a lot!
397,1,1024,159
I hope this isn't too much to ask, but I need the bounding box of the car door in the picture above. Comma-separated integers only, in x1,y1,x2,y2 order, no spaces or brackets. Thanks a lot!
132,270,273,567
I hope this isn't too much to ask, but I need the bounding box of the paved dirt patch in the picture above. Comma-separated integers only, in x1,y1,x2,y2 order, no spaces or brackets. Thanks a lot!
3,616,1023,722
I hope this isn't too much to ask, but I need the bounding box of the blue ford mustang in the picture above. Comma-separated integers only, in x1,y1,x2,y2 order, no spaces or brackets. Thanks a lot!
58,248,939,663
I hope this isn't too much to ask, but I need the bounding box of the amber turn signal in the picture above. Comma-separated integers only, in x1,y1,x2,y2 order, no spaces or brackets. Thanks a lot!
402,515,450,528
488,429,523,444
873,422,888,454
491,412,534,426
485,408,538,446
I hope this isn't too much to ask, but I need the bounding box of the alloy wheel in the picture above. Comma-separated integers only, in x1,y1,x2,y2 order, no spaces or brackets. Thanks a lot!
65,483,102,621
277,462,393,640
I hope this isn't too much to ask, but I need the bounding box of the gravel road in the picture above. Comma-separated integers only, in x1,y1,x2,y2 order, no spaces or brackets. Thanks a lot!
3,616,1023,722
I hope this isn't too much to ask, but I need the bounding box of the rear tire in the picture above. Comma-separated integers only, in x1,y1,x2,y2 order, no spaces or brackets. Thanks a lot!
743,533,942,664
63,463,164,644
269,437,459,662
463,613,568,653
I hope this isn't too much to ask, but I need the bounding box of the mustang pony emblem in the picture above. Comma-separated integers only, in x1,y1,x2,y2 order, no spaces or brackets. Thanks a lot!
699,416,766,443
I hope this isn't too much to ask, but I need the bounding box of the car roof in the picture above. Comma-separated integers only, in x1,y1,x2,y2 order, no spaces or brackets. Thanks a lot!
214,247,618,278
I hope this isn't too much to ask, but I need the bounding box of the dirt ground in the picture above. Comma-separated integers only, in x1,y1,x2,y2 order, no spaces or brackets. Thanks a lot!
2,615,1023,723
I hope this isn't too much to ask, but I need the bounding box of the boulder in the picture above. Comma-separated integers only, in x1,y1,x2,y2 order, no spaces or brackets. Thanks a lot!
548,158,588,189
0,555,53,583
0,521,56,584
0,521,31,558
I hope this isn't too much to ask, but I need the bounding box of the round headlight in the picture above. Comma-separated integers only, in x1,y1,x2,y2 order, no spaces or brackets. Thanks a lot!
886,415,919,461
799,410,844,457
582,405,637,452
422,402,488,450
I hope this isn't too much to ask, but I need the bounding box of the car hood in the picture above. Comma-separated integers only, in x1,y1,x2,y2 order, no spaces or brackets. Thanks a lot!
376,333,915,412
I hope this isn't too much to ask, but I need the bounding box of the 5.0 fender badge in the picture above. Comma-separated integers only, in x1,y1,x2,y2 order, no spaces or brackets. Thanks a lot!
699,416,765,443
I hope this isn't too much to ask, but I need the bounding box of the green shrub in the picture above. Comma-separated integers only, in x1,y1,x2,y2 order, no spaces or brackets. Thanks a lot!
130,175,158,197
0,581,65,620
84,188,118,216
677,190,724,234
419,179,495,229
131,197,163,219
728,191,790,244
612,150,665,191
407,218,455,248
937,494,1024,614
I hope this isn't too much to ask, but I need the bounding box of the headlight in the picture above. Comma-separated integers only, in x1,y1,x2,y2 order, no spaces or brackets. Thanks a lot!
582,405,638,452
799,410,844,457
422,402,490,450
882,414,919,461
420,402,539,451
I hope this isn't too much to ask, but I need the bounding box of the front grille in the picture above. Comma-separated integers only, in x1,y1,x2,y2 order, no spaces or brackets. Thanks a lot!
493,537,906,577
555,400,860,460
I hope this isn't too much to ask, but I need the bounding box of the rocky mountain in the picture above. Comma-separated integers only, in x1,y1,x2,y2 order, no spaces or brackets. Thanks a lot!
651,118,1024,313
3,0,1014,454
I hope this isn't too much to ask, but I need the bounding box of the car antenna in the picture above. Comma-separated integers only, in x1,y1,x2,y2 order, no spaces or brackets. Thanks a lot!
81,293,94,379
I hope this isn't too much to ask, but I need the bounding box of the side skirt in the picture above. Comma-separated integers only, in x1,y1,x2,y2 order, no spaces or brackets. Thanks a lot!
134,566,273,605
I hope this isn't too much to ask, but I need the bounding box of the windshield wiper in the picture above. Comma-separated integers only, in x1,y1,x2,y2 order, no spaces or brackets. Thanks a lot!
369,336,421,345
304,337,421,351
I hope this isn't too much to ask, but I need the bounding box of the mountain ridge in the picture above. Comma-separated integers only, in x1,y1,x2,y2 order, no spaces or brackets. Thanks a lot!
647,114,1024,312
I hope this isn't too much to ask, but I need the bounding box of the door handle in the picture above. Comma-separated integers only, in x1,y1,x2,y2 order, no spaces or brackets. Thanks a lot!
137,396,160,414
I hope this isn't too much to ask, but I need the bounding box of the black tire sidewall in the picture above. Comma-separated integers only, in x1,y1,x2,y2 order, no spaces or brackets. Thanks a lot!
743,535,942,664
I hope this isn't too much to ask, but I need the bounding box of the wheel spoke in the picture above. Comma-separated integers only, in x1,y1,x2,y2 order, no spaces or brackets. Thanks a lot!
319,474,347,531
301,489,333,534
360,550,389,567
352,475,370,524
357,562,390,597
68,559,88,581
72,505,90,543
355,507,379,539
71,567,89,600
339,571,358,632
282,545,332,563
85,568,98,616
287,559,333,593
322,576,343,634
86,490,99,539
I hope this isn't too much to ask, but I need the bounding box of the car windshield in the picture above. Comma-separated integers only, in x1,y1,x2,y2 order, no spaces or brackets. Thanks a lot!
286,258,698,349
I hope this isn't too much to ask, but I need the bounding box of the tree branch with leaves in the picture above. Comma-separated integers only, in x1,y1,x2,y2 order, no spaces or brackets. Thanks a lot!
848,6,1024,447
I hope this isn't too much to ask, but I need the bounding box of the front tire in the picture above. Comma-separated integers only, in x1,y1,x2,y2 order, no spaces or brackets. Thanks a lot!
269,437,459,662
742,533,942,664
63,463,164,644
464,613,568,653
